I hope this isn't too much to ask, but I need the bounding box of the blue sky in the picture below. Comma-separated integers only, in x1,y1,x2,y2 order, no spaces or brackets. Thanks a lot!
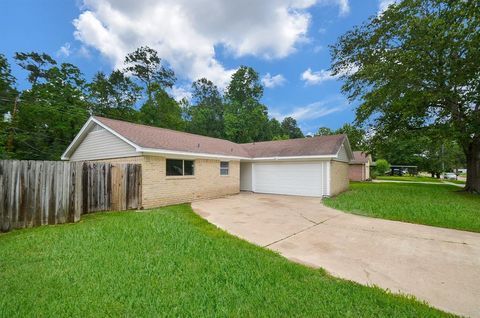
0,0,392,134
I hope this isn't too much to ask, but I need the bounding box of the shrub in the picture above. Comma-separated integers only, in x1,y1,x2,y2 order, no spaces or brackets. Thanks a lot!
375,159,391,175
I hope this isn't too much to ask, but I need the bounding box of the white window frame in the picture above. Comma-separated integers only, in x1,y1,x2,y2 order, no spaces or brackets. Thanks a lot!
220,161,229,176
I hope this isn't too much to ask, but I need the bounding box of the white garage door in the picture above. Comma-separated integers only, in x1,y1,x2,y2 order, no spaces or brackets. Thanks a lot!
252,161,329,197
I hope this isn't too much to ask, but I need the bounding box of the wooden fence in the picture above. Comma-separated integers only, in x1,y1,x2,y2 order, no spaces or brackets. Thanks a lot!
0,160,142,232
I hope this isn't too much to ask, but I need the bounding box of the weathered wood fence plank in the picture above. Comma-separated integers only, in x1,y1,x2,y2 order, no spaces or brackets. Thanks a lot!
0,160,142,232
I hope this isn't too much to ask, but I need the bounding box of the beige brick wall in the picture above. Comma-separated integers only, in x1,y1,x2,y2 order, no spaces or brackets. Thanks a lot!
330,160,349,196
94,156,240,209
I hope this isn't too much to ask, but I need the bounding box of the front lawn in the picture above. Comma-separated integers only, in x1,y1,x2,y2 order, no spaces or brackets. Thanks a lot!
376,176,443,182
0,205,449,317
324,182,480,232
445,179,466,185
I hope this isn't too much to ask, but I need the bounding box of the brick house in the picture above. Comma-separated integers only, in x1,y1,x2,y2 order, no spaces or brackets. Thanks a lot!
349,151,372,181
62,117,353,209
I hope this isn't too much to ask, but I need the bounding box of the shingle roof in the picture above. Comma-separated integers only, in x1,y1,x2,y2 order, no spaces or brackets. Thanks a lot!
90,116,347,159
241,135,347,158
94,116,250,157
351,151,370,164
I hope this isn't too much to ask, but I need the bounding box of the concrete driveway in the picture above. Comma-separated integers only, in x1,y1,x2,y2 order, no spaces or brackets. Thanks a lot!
192,192,480,317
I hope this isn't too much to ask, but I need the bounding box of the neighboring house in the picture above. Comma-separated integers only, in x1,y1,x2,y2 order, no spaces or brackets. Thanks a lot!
349,151,372,181
62,117,354,209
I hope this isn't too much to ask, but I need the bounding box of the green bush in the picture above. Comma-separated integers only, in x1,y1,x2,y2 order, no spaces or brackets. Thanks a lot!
375,159,391,175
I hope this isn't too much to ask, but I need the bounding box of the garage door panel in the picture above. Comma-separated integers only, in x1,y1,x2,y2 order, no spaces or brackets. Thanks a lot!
253,161,327,197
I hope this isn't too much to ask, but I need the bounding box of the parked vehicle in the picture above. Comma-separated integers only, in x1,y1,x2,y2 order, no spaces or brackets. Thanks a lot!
385,169,406,176
443,172,457,180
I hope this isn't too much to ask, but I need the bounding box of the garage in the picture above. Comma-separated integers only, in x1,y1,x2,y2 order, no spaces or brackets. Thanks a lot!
240,161,330,197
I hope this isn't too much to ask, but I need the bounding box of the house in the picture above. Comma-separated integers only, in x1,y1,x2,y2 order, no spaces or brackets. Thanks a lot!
349,151,372,181
62,116,353,209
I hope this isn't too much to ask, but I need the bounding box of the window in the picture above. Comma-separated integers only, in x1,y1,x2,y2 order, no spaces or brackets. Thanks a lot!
166,159,194,176
220,161,229,176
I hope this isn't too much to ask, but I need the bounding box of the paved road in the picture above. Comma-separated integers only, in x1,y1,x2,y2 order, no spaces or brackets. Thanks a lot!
192,192,480,317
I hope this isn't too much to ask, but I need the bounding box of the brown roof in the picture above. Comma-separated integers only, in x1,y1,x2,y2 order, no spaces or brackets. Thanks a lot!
241,135,347,158
94,116,250,157
351,151,370,164
92,116,347,158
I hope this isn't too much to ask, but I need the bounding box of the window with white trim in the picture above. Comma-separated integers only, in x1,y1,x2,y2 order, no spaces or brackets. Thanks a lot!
220,161,229,176
166,159,194,176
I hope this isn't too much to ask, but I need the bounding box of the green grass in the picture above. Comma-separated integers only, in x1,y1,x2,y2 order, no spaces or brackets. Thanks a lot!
376,176,443,182
444,179,466,185
324,182,480,232
0,205,450,317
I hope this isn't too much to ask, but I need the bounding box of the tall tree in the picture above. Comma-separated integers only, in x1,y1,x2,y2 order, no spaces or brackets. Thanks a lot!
224,66,269,143
281,117,304,139
316,127,334,136
0,54,18,158
331,0,480,193
264,118,288,141
335,123,366,151
14,52,56,86
186,78,225,138
88,70,141,122
12,53,89,160
123,46,175,101
139,89,185,131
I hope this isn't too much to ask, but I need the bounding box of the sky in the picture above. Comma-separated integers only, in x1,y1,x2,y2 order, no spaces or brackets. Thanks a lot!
0,0,395,135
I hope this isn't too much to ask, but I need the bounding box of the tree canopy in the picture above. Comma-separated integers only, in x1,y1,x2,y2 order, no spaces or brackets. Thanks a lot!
331,0,480,192
0,48,309,160
315,123,366,151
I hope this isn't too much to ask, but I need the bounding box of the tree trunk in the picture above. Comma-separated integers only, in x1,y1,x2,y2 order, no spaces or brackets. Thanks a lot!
464,139,480,194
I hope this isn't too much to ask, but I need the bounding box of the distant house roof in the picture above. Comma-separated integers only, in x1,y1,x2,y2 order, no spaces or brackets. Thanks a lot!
350,151,371,164
62,116,353,161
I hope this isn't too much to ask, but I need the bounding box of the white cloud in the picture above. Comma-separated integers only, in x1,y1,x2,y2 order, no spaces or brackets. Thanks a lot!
170,86,192,102
301,63,358,85
336,0,350,16
378,0,398,14
271,96,349,121
261,73,286,88
73,0,348,88
56,42,72,57
301,68,336,85
318,0,350,16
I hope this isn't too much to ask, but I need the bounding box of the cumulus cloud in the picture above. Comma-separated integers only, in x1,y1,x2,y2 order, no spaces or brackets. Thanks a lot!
301,68,336,85
56,42,72,57
261,73,286,88
333,0,350,16
301,63,358,85
271,96,349,121
170,86,192,102
73,0,349,88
